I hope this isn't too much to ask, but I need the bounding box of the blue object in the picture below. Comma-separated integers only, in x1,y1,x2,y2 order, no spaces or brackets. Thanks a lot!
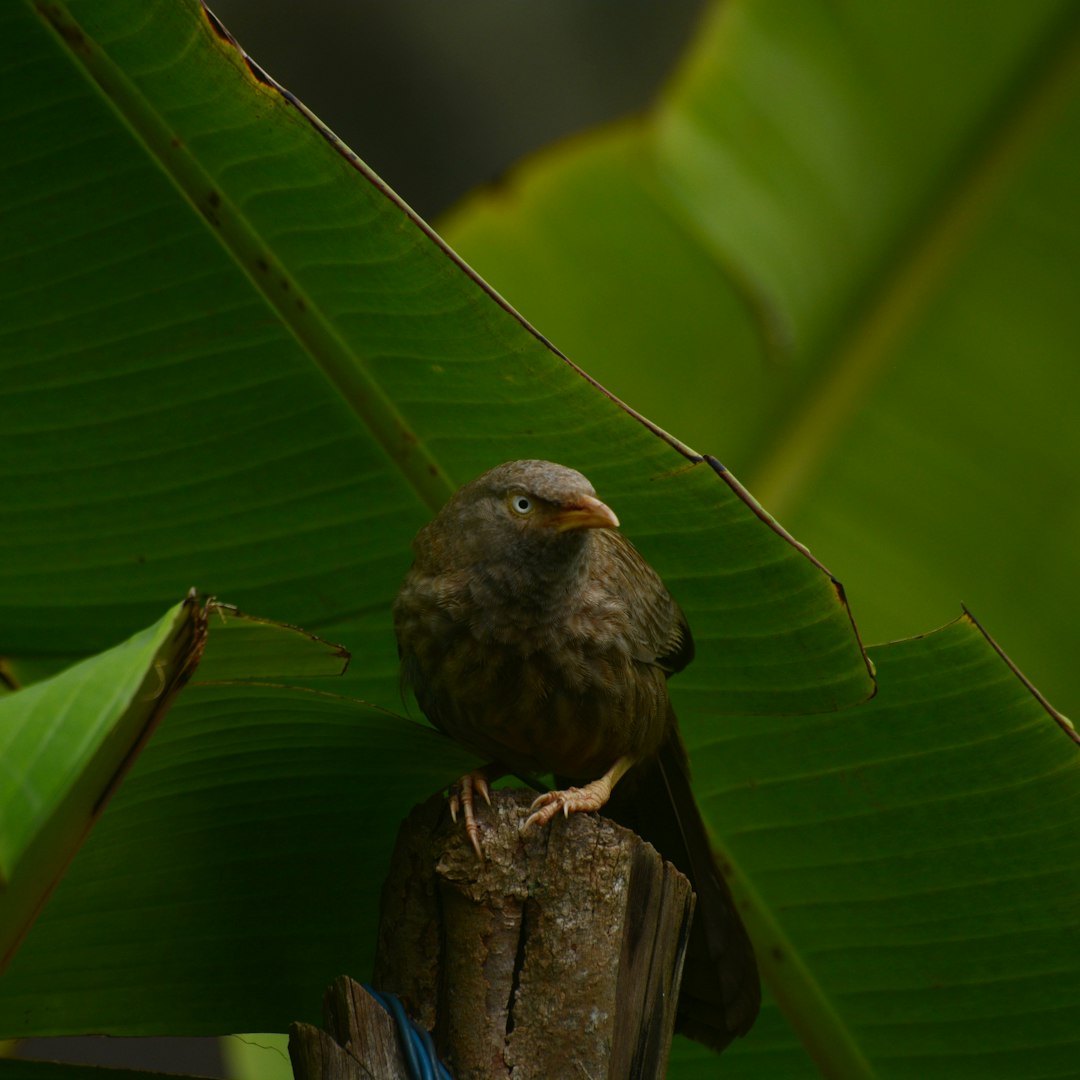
363,984,454,1080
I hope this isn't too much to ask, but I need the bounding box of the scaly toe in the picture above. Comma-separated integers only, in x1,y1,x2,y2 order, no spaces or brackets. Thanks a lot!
448,771,492,859
523,788,579,832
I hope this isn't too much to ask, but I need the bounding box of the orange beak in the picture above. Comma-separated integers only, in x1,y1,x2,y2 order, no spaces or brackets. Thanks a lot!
549,494,620,532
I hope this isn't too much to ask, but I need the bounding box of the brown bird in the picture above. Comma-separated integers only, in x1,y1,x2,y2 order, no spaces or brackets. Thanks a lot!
392,459,760,1050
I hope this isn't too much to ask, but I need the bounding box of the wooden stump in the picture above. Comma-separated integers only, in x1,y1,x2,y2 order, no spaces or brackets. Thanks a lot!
290,977,412,1080
371,788,694,1079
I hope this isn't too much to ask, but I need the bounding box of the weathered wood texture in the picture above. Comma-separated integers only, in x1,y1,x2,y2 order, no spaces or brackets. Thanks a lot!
373,788,694,1079
290,976,411,1080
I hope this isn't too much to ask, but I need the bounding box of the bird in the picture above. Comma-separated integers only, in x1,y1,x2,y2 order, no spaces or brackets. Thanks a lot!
392,459,760,1050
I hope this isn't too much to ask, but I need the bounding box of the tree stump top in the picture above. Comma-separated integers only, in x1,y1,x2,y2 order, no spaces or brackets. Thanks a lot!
373,789,694,1080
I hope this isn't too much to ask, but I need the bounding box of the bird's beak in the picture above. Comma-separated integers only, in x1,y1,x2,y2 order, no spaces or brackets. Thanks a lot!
549,494,620,532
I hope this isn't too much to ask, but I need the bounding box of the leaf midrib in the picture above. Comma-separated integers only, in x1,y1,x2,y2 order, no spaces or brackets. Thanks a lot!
32,0,456,512
747,4,1080,517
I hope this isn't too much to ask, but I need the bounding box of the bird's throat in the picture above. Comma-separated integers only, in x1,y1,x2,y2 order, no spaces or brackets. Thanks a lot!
469,531,593,633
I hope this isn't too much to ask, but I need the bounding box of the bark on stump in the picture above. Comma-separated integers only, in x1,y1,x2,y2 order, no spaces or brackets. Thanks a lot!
290,977,413,1080
369,787,694,1079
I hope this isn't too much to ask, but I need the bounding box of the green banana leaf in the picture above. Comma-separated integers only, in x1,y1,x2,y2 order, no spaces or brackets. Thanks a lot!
0,0,868,710
441,4,1080,1071
0,0,865,1035
1,2,1077,1078
0,596,204,972
441,0,1080,717
677,614,1077,1078
0,597,353,976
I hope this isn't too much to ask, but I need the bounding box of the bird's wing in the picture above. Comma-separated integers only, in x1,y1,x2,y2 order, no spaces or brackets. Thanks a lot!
597,531,695,676
655,602,695,676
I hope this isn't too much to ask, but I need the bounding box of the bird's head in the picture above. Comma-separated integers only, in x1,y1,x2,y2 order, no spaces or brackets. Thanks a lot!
418,460,619,573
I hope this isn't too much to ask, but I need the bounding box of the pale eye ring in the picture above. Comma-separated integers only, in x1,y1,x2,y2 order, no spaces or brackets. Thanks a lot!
510,494,532,515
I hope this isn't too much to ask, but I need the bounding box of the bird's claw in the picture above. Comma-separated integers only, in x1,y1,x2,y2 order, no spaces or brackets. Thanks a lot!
448,771,492,859
522,781,608,833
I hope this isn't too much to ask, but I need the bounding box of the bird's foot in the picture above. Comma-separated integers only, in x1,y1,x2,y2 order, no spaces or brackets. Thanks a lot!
448,770,493,859
523,755,634,833
523,781,610,832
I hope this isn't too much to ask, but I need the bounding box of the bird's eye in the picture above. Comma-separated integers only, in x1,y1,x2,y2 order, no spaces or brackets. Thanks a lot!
509,494,532,515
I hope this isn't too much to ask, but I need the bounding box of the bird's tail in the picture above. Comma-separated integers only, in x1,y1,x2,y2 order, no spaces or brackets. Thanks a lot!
604,720,761,1050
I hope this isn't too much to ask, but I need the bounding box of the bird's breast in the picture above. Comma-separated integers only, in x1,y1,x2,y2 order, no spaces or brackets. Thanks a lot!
395,571,670,779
